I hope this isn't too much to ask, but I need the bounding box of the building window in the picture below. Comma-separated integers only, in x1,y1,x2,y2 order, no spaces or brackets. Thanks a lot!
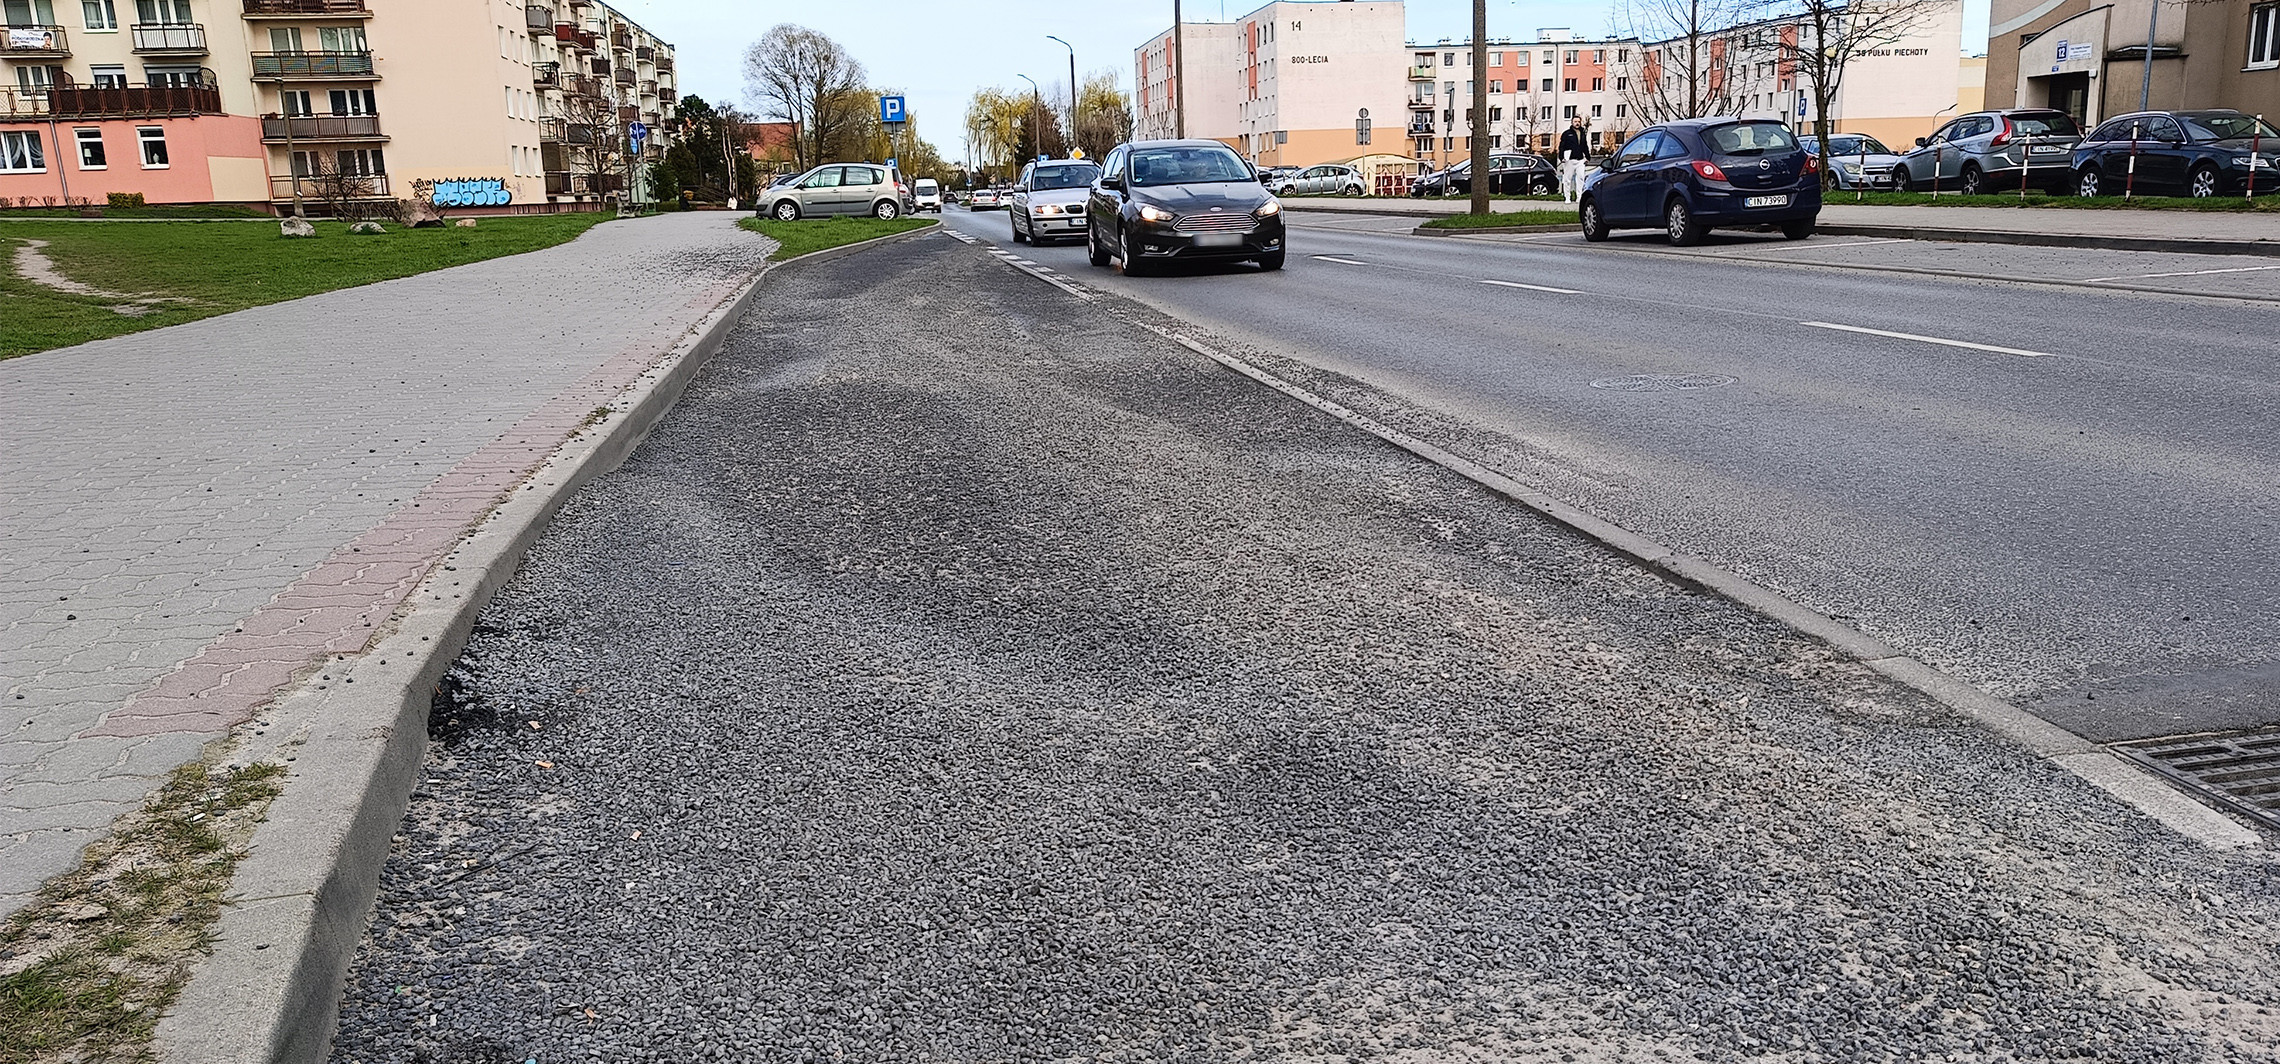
1617,76,1630,90
328,88,375,115
1563,105,1578,118
1564,49,1578,64
1489,50,1501,66
1443,136,1453,151
16,65,62,94
1492,134,1504,147
1564,78,1578,91
1540,105,1552,119
1489,106,1502,120
0,130,45,172
1443,52,1455,65
1542,50,1554,64
82,0,116,29
1592,104,1603,117
1591,131,1604,146
2252,3,2278,67
75,127,104,168
281,88,311,115
1592,77,1605,91
1618,49,1629,62
1489,79,1501,93
1616,103,1628,118
137,126,168,167
335,147,384,175
90,63,126,87
1415,136,1432,156
138,0,193,22
1593,49,1605,63
1541,78,1553,91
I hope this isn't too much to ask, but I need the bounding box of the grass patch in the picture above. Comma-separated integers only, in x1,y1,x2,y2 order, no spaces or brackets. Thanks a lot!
0,762,287,1064
1420,210,1579,229
1836,189,2280,211
0,205,272,220
1,212,613,360
737,215,936,260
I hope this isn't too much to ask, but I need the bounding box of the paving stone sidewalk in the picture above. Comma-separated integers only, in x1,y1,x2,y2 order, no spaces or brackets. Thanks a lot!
0,211,770,921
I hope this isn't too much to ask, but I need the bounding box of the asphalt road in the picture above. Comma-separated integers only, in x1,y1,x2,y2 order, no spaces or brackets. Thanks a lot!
330,233,2280,1064
939,205,2280,743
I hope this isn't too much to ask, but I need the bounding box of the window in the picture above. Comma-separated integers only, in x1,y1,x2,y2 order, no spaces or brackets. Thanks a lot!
1489,50,1501,66
1,129,45,172
1541,78,1553,91
1593,49,1604,63
269,26,302,51
1616,132,1660,165
1564,78,1577,91
1540,105,1552,119
74,126,104,168
1414,136,1431,155
137,0,192,22
1617,49,1629,62
1590,132,1602,146
318,25,365,51
1541,50,1553,64
1489,106,1502,120
6,0,59,22
1592,77,1604,91
1591,104,1603,117
1443,52,1455,65
281,88,311,115
144,65,199,87
327,89,374,115
1564,49,1578,64
82,0,116,30
1493,135,1504,147
1489,79,1501,93
1617,76,1629,90
90,63,125,87
1443,136,1453,151
1563,104,1578,118
335,147,383,175
1465,80,1473,94
2253,2,2278,67
137,125,167,167
1616,103,1627,118
16,65,62,94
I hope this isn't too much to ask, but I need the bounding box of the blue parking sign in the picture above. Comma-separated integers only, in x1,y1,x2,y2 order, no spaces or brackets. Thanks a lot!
880,95,906,124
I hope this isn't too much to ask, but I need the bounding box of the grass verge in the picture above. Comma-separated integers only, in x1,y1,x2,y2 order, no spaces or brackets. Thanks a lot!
0,762,287,1064
0,205,273,220
737,215,936,260
1420,210,1579,229
2,213,613,360
1835,190,2280,211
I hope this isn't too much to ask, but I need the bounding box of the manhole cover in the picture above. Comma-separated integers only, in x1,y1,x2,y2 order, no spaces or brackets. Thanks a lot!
2113,727,2280,832
1589,373,1737,392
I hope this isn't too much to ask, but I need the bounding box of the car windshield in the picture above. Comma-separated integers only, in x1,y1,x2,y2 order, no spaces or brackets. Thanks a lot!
2009,112,2079,136
2180,112,2280,142
1704,122,1800,156
1129,146,1253,186
915,180,938,191
1029,164,1101,190
1820,135,1892,156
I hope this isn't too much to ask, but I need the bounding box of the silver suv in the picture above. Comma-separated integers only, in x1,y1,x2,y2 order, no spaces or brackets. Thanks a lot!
1894,109,2082,195
759,162,908,220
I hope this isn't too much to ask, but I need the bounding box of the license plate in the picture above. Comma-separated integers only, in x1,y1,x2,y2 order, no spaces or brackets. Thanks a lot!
1193,232,1241,247
2032,145,2066,154
1744,194,1790,208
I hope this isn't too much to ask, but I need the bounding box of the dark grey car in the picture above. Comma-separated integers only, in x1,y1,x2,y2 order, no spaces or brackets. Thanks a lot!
1893,109,2082,194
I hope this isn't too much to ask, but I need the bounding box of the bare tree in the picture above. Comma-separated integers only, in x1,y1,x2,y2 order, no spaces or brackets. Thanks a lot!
1618,0,1756,121
1764,0,1947,154
310,162,382,221
744,24,867,170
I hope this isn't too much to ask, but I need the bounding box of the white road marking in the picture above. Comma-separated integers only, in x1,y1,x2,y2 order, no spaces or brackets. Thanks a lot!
1479,279,1582,295
1793,239,1909,250
1313,256,1371,266
1799,321,2054,358
2079,264,2280,283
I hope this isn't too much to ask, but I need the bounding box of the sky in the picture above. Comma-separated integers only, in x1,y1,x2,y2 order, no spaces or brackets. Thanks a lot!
604,0,1991,161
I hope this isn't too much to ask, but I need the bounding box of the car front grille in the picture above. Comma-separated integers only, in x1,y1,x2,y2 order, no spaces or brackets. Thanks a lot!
1172,212,1257,234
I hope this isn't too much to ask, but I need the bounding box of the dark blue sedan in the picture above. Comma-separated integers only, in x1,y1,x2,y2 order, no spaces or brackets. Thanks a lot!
1579,118,1823,246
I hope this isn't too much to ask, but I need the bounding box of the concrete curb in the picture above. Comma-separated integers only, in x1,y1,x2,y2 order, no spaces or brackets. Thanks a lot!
1815,222,2280,259
150,223,936,1064
1412,222,1574,236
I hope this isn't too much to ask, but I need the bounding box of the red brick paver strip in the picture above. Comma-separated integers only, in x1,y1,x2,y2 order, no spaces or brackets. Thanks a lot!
0,213,770,919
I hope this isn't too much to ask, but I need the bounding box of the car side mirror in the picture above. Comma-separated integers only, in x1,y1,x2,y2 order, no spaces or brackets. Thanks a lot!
1915,137,1928,147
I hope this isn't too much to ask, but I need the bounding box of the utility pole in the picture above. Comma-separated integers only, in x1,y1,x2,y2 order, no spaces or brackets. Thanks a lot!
2139,0,2158,113
1049,35,1077,151
1173,0,1186,138
1469,0,1489,215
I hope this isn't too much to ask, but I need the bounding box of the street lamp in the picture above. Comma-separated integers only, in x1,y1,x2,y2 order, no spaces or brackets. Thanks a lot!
1047,35,1077,152
1017,72,1042,163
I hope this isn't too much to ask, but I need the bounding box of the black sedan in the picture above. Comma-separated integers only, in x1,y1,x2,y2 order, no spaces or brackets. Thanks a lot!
2070,110,2280,198
1086,139,1286,274
1411,154,1560,197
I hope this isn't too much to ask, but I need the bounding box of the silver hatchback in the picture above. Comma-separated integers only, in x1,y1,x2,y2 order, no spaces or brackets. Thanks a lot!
1893,109,2082,195
759,162,907,220
1273,164,1367,196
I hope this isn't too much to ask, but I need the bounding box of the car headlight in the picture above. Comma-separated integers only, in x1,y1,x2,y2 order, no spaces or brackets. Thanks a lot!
1842,164,1864,176
1034,203,1062,215
1136,203,1172,223
1255,201,1281,217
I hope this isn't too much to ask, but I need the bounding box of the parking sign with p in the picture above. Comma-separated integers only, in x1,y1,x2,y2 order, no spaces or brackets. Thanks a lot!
880,95,906,124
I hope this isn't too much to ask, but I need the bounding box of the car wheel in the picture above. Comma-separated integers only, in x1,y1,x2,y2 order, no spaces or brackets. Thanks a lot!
1118,226,1150,276
1580,197,1609,242
1959,164,1984,196
874,199,900,220
2189,165,2220,198
1087,226,1111,268
1530,178,1551,195
1258,249,1285,271
1344,183,1364,196
771,200,799,222
1011,216,1028,243
1665,197,1704,246
2077,169,2102,197
1781,218,1814,240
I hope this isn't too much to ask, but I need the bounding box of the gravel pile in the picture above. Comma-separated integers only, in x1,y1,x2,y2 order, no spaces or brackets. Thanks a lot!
330,236,2280,1064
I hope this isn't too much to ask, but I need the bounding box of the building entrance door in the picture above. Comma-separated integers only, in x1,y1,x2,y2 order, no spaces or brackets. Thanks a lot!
2043,73,2090,128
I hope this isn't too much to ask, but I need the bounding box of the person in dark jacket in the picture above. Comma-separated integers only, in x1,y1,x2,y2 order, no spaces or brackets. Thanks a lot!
1557,117,1591,202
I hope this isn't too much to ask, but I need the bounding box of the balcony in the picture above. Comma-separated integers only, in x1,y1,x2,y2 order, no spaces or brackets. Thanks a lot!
552,23,594,51
539,118,594,145
1409,64,1435,80
612,66,633,86
608,27,629,51
532,61,559,87
653,54,671,73
5,80,223,118
638,78,655,98
130,22,206,53
657,87,674,106
587,56,608,75
261,113,385,141
616,104,638,122
241,0,371,16
563,74,602,98
524,4,551,30
251,51,377,78
1407,122,1434,136
633,44,651,62
1,24,68,57
271,172,390,200
1408,97,1434,110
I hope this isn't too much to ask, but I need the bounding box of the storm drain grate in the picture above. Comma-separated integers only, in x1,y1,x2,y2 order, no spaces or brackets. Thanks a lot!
2113,727,2280,832
1589,373,1737,392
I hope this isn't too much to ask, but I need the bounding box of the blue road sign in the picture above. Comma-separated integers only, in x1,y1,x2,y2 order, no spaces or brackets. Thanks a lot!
1797,97,1808,116
880,95,906,124
629,120,648,147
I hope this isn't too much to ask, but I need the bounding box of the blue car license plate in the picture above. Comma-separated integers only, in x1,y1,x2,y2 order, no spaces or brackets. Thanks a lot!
1744,194,1790,208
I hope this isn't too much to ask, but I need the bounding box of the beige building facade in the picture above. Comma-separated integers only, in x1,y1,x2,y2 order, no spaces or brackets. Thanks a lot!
1134,21,1241,143
1986,0,2279,127
1135,0,1406,168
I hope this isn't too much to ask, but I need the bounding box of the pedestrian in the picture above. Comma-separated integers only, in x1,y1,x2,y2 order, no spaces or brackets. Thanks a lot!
1558,117,1590,203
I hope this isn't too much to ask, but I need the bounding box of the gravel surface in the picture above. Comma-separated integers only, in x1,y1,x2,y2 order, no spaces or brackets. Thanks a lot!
330,233,2280,1063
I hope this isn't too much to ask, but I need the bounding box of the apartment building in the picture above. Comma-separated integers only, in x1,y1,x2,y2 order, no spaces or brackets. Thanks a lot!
1231,0,1406,167
1985,0,2277,127
1134,20,1242,143
1638,1,1962,148
0,0,673,212
1407,29,1640,171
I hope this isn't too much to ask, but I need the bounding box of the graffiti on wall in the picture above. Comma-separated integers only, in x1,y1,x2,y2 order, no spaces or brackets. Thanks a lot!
414,177,513,208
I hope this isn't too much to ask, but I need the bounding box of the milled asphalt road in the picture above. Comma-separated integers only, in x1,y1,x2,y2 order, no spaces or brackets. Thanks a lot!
329,234,2280,1063
936,206,2280,743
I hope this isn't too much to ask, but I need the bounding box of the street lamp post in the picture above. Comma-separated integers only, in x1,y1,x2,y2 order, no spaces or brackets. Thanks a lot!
1018,73,1043,162
1173,0,1186,138
1048,35,1077,152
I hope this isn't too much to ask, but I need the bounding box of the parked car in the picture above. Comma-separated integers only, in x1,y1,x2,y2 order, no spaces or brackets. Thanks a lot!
1086,139,1286,274
1008,158,1104,244
1274,164,1368,196
1892,109,2081,195
970,187,1003,210
757,163,909,220
913,178,943,212
1800,133,1905,190
1579,118,1822,246
2070,110,2280,198
1411,154,1560,196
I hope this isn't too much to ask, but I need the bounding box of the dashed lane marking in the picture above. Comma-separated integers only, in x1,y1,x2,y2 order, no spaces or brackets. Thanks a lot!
1479,279,1581,295
2079,264,2280,283
1799,321,2053,359
1313,256,1371,266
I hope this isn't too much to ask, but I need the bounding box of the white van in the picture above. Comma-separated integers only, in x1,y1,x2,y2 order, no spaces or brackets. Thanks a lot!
912,178,943,213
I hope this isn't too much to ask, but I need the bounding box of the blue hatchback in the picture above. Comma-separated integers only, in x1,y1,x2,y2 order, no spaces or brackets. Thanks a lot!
1580,119,1823,245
